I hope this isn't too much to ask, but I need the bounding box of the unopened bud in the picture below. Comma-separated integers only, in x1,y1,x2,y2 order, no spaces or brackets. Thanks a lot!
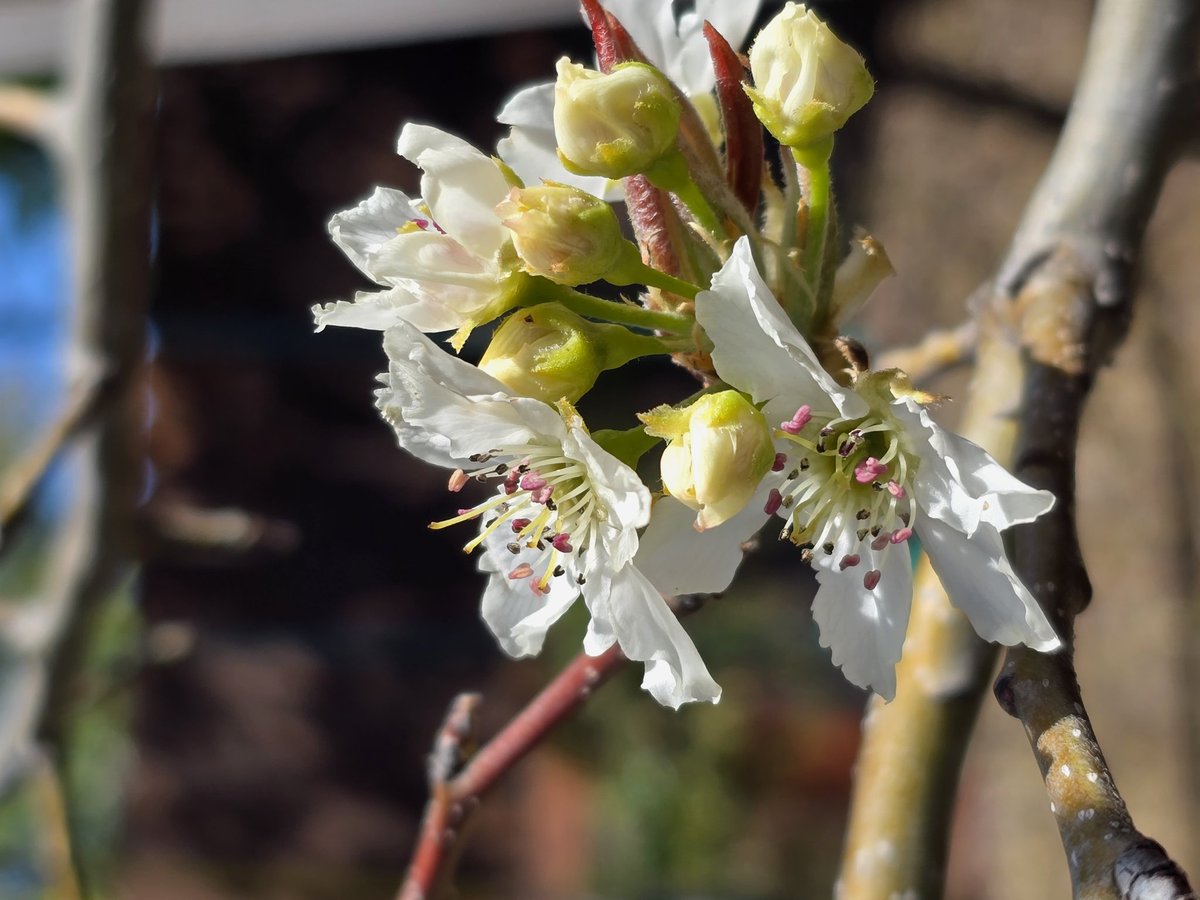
479,304,606,404
496,183,626,286
745,3,874,156
640,391,775,530
554,59,681,180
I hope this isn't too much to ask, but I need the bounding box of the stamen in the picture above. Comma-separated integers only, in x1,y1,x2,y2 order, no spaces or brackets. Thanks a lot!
520,472,548,492
506,542,521,554
886,480,906,499
854,457,888,484
448,469,469,492
863,569,882,590
871,532,890,551
511,518,532,532
764,489,784,516
508,563,534,580
890,527,913,544
772,453,788,472
779,405,813,434
839,554,861,570
551,533,573,553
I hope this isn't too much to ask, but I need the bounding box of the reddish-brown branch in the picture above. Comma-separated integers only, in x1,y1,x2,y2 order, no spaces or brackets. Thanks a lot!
396,644,627,900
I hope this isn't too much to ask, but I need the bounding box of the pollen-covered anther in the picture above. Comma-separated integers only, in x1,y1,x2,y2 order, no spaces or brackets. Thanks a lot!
448,469,469,492
854,457,888,483
531,485,554,504
519,472,548,492
863,569,882,590
886,480,906,499
839,554,861,570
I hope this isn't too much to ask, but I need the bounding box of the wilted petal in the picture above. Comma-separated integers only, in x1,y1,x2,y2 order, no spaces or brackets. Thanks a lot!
328,186,425,276
919,516,1060,652
313,286,465,334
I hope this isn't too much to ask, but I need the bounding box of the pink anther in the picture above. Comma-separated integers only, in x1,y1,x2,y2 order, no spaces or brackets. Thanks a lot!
510,518,532,533
448,469,469,492
779,404,813,434
886,480,906,499
772,452,788,472
508,563,534,580
519,472,548,491
551,533,573,553
871,532,891,551
889,527,914,544
764,488,784,516
854,457,888,484
863,569,882,590
839,554,861,570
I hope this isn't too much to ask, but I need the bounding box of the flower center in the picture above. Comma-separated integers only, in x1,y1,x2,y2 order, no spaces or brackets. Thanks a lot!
765,404,918,589
430,444,601,594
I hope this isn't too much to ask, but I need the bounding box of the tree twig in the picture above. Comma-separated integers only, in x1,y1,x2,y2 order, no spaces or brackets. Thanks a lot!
0,375,105,549
837,0,1199,896
397,644,627,900
875,319,976,384
0,83,57,145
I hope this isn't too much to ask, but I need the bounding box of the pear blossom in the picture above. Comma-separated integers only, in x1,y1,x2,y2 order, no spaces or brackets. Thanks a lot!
695,238,1061,699
376,320,737,708
496,0,763,198
313,124,522,343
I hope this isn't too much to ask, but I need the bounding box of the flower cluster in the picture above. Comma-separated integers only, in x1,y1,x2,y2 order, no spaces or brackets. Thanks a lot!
315,0,1059,706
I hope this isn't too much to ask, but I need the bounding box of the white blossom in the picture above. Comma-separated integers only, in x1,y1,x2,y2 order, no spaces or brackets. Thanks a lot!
695,238,1060,699
376,320,737,708
313,124,516,340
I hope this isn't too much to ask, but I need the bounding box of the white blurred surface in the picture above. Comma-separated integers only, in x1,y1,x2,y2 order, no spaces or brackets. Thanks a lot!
0,0,582,75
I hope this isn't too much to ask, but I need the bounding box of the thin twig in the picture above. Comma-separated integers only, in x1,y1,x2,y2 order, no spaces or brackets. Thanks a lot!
837,0,1199,896
0,376,104,548
397,644,627,900
0,84,57,145
875,319,976,384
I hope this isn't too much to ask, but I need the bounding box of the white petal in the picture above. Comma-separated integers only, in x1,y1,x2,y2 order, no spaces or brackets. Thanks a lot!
328,186,424,278
396,123,510,261
919,516,1060,652
376,323,562,468
478,531,580,657
897,400,1054,536
697,237,866,420
599,564,722,708
811,533,913,700
635,491,768,596
922,415,1055,530
496,83,622,200
312,286,466,334
561,426,651,535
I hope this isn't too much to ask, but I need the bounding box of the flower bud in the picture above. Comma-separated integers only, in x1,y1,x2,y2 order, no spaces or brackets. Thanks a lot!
745,3,874,155
479,304,606,404
554,59,681,179
496,183,626,286
640,392,775,530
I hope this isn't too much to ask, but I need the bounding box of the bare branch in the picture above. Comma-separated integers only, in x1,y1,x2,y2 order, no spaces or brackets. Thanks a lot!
875,320,976,384
397,644,627,900
839,0,1199,895
0,376,104,549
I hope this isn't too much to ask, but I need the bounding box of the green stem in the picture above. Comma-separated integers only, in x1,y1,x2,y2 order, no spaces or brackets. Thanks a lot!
798,149,832,292
547,285,695,335
645,152,724,238
608,241,703,299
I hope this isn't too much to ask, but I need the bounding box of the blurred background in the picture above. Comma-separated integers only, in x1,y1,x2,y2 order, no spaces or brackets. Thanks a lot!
0,0,1196,897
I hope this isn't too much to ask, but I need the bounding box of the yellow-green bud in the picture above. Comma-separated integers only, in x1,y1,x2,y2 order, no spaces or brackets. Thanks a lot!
745,3,874,155
479,304,606,404
554,59,681,180
495,183,626,286
640,392,775,531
